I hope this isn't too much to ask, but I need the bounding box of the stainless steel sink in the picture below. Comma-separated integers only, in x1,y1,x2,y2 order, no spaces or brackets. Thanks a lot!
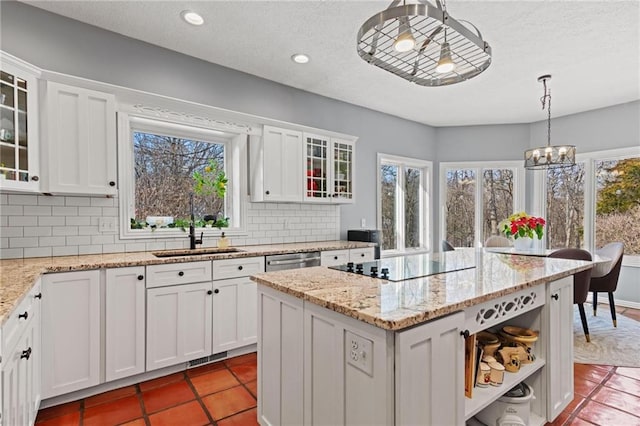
152,247,244,258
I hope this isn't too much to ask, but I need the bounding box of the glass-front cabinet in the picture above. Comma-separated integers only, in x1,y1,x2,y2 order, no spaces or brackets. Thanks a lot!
304,133,355,203
0,53,40,192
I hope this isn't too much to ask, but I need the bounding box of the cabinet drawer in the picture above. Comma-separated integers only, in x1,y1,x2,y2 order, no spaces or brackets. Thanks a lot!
321,250,350,267
213,257,265,280
3,280,41,354
350,248,375,262
146,261,212,288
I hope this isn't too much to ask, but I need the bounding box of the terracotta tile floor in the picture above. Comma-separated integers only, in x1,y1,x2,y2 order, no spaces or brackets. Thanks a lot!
35,353,257,426
37,308,640,426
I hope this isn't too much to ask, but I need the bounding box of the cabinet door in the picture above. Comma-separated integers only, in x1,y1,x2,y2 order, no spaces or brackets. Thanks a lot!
2,321,38,426
106,267,146,381
0,56,40,192
41,270,101,399
211,278,240,354
257,285,304,426
395,311,465,426
43,81,116,195
261,126,303,202
238,279,258,346
546,276,574,421
331,139,355,203
146,282,212,371
304,133,331,202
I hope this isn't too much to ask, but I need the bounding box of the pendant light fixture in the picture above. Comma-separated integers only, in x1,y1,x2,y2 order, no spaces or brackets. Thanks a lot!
524,75,576,169
356,0,491,87
435,29,455,74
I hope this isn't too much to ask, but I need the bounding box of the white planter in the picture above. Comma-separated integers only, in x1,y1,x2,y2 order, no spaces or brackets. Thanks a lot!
513,237,533,250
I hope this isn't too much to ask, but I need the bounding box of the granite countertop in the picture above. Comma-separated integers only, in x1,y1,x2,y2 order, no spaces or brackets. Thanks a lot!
0,240,373,325
251,249,594,331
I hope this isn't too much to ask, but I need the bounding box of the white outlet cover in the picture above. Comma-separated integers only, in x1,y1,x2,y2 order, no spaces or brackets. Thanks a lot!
345,330,373,376
99,217,116,233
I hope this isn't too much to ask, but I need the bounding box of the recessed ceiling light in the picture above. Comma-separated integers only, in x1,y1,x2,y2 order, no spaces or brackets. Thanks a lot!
291,54,310,64
181,10,204,26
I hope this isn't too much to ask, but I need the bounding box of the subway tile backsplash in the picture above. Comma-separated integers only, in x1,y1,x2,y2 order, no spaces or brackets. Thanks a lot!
0,194,340,259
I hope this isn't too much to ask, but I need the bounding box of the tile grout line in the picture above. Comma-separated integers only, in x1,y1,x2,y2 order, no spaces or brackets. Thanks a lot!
184,368,220,425
134,383,152,426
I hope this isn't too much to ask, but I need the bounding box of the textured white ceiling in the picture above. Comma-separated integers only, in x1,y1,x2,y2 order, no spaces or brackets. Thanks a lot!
23,0,640,126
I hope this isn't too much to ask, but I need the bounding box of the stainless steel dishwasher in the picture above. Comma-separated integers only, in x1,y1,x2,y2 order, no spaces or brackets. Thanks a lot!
265,251,321,271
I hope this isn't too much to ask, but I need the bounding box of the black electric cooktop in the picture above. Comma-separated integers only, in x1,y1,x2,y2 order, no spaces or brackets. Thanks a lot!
329,252,476,281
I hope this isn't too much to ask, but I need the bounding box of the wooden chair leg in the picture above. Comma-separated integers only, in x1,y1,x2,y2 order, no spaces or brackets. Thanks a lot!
608,292,617,327
592,292,598,316
577,304,590,342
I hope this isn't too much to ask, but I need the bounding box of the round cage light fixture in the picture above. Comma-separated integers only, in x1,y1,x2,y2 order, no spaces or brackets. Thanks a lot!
524,75,576,170
356,0,491,87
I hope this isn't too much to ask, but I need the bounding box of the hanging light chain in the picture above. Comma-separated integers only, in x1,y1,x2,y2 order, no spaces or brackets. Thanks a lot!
540,77,552,147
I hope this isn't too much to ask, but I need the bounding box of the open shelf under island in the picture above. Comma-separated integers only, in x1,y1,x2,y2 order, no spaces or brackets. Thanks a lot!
251,249,592,426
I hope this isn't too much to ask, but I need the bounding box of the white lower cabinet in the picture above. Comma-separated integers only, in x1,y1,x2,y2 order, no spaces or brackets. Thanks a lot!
42,271,100,399
257,285,304,426
546,276,574,420
395,311,465,425
320,247,376,267
146,282,213,371
1,280,41,426
320,249,350,267
105,267,146,381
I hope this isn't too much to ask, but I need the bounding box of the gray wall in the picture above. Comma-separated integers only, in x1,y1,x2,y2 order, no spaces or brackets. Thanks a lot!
0,1,438,242
2,2,638,268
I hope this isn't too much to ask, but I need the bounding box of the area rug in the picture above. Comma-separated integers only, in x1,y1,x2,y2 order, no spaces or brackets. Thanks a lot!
573,306,640,367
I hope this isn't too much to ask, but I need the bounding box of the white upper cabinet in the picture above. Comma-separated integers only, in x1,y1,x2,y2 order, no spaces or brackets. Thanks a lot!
251,125,303,202
304,133,355,204
0,52,41,192
41,81,117,195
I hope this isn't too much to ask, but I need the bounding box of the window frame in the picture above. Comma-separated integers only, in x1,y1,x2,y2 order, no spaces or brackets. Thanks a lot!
377,153,432,256
117,112,248,240
535,146,640,266
439,160,526,248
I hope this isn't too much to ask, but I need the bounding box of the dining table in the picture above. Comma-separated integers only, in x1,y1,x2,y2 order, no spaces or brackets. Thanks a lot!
484,247,612,277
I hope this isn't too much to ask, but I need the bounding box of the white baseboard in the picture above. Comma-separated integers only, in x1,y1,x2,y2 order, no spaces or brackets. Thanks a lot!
589,295,640,310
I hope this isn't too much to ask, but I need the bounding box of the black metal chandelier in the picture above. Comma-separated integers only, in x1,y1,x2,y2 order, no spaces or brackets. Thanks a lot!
356,0,492,87
524,75,576,170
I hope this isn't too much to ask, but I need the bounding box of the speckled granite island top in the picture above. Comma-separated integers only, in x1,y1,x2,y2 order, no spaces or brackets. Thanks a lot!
0,240,373,325
251,249,593,331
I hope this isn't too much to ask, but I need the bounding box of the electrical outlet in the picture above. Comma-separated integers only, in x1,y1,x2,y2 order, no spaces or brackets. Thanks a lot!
361,218,366,228
346,331,373,376
98,217,116,233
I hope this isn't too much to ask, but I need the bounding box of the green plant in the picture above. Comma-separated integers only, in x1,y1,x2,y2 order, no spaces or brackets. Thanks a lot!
499,212,546,240
192,159,227,199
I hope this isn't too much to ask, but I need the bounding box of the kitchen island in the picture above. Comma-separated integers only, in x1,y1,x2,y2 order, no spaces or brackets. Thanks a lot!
251,249,593,426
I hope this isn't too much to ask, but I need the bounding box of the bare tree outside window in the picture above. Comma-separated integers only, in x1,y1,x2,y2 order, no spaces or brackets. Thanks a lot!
445,169,476,247
482,169,514,243
595,157,640,254
134,131,225,223
405,168,422,248
546,163,585,249
380,164,398,250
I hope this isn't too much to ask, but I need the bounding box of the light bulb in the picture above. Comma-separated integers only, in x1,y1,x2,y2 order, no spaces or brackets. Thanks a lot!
545,147,553,161
181,10,204,26
394,31,416,52
558,147,567,160
436,42,455,74
291,54,310,64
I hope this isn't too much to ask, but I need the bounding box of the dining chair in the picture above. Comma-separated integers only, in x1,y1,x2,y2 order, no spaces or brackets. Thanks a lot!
549,248,593,342
442,240,455,252
484,235,512,247
590,242,624,327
